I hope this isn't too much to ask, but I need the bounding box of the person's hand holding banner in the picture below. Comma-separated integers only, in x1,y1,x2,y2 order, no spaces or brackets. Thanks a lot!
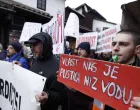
129,97,140,110
13,60,22,67
35,91,49,104
0,61,46,110
57,54,140,110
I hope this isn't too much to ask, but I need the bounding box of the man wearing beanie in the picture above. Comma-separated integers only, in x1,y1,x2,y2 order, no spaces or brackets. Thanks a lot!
77,42,91,57
68,42,93,110
5,42,29,69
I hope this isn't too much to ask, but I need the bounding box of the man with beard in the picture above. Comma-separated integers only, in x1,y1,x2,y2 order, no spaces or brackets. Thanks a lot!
24,32,67,110
5,42,28,69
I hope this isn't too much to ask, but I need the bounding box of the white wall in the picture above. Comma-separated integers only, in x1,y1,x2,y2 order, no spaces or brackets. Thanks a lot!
13,0,65,17
92,19,115,32
46,0,65,17
13,0,37,9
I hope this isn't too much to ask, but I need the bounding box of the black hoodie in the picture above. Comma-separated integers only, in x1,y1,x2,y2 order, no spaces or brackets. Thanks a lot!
29,32,67,110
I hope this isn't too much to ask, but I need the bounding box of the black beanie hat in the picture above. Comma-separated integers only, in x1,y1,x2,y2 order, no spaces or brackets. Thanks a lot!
77,42,91,54
10,42,22,53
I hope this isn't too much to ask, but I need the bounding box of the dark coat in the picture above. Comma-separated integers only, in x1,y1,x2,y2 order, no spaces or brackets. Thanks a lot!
68,91,93,110
30,55,67,110
29,32,67,110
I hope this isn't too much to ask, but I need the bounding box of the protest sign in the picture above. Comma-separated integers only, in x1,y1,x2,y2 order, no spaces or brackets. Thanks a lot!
96,25,120,53
64,13,79,39
42,12,64,54
58,54,140,110
76,32,98,50
0,61,46,110
19,22,42,42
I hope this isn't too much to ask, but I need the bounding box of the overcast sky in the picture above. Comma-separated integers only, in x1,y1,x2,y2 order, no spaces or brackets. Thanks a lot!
65,0,136,24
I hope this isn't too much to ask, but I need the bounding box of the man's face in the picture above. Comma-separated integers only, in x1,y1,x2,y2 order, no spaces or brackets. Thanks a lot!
7,45,17,57
78,48,88,57
111,33,136,64
31,42,42,58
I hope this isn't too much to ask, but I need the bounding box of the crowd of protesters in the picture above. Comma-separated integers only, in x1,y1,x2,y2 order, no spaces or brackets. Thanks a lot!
0,29,140,110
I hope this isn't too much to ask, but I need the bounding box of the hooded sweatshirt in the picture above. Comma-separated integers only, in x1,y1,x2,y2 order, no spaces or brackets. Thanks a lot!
29,32,67,110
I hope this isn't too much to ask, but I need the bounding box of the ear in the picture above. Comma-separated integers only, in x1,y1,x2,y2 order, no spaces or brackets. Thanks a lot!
135,45,140,54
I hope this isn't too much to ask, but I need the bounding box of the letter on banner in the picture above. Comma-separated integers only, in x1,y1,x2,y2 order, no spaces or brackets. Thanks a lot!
42,11,64,54
19,22,42,43
76,32,98,50
58,54,140,110
96,25,120,53
0,61,46,110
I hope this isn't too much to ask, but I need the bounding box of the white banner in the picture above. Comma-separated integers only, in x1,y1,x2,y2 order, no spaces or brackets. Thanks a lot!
19,22,42,43
96,25,120,53
76,32,98,50
64,13,79,39
0,61,46,110
42,12,64,54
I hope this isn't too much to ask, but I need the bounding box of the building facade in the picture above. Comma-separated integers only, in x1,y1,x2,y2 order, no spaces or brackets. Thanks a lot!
75,3,116,32
0,0,66,48
65,3,116,49
92,19,116,32
13,0,65,16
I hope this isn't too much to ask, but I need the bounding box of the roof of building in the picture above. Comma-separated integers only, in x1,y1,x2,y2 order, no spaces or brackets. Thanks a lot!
94,18,116,25
74,3,117,24
75,3,106,20
65,6,85,18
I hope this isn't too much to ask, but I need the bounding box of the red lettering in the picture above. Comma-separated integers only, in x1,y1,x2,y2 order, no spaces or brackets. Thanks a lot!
105,28,117,36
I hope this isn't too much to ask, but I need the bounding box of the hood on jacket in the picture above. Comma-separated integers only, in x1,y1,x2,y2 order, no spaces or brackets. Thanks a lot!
25,32,53,59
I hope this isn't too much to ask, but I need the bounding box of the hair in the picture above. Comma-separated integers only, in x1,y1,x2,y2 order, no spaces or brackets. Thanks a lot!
117,30,140,46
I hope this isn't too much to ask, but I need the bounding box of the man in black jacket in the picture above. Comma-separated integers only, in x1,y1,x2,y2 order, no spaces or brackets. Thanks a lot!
105,30,140,110
25,32,67,110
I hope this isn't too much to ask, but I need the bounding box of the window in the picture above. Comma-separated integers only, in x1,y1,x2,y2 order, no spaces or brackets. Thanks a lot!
103,27,109,31
96,27,101,32
37,0,46,11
